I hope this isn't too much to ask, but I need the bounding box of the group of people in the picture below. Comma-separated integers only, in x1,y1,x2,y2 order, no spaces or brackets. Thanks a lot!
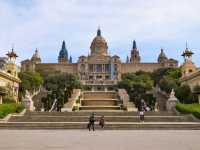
87,113,105,131
86,99,151,130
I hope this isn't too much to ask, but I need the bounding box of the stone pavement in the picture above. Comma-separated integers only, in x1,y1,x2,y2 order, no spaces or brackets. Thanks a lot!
0,130,200,150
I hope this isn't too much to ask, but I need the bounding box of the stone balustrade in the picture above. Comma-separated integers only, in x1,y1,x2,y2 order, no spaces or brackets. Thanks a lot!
63,89,81,112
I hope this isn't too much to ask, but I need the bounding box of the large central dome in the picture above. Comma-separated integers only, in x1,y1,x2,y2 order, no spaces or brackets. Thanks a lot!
90,28,108,56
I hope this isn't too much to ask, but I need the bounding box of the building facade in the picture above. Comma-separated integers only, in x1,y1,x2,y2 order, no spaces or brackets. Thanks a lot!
0,49,20,103
21,29,178,90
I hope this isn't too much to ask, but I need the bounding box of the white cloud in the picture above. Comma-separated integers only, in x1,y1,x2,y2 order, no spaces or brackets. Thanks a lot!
0,0,200,66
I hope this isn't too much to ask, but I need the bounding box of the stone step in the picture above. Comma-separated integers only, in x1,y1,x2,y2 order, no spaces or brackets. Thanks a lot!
1,122,200,130
9,115,195,122
83,91,117,99
79,106,121,110
81,99,118,106
25,111,177,116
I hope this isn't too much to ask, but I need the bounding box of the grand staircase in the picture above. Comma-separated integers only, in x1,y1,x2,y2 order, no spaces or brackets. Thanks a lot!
79,91,121,110
0,111,200,129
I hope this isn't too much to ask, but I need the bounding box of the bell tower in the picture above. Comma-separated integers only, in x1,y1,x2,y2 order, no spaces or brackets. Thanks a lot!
130,40,140,63
5,48,18,77
181,44,197,78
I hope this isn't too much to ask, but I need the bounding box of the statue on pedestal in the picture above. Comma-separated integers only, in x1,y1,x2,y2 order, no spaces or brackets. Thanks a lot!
166,89,179,111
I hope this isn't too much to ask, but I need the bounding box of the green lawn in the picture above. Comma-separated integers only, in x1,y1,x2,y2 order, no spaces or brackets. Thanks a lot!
176,103,200,119
0,103,24,119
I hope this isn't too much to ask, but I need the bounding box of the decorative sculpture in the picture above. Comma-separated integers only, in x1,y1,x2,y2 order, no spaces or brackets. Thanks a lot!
22,90,35,111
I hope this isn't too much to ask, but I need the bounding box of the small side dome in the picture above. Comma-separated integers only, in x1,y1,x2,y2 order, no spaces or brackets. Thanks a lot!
58,41,68,63
31,48,41,64
158,48,168,63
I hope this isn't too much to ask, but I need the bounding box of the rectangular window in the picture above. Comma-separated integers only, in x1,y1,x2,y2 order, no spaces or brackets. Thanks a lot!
89,64,93,72
105,64,111,72
96,64,102,72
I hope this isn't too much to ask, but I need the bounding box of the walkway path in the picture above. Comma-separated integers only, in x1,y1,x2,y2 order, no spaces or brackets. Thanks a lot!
0,130,199,150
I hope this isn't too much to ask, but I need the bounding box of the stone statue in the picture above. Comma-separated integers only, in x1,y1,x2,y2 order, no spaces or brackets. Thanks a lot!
22,90,35,111
170,89,175,98
25,90,31,99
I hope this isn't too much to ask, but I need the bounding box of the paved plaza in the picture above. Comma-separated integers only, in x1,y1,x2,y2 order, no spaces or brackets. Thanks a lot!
0,130,200,150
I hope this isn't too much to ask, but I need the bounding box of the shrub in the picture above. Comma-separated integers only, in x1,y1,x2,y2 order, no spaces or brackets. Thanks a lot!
72,106,78,111
0,103,24,118
2,96,16,103
76,96,80,104
175,85,197,104
176,103,200,119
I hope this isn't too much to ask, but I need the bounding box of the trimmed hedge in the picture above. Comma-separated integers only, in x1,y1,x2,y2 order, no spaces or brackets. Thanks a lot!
176,103,200,119
0,103,24,119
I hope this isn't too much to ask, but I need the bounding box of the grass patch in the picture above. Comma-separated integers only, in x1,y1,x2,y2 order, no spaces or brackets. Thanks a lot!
0,103,24,119
176,103,200,119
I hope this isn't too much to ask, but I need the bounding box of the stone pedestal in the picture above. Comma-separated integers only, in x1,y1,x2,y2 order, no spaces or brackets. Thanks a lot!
166,89,178,111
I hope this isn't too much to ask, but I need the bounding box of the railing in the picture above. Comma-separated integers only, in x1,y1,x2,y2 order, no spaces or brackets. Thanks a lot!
82,80,117,85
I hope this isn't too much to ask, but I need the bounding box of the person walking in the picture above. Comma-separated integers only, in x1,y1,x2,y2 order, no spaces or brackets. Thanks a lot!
88,113,95,131
99,116,105,129
139,110,144,122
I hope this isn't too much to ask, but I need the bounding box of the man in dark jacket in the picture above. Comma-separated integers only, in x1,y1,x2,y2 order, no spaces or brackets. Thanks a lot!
88,113,95,131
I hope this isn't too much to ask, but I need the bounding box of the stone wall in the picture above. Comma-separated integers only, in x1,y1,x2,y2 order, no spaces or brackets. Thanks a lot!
121,63,163,73
35,63,78,76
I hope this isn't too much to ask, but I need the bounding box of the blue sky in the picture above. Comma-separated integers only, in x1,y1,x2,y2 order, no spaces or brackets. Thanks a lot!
0,0,200,66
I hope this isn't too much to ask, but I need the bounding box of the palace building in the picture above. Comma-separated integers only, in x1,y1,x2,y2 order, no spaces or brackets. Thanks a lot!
21,28,178,90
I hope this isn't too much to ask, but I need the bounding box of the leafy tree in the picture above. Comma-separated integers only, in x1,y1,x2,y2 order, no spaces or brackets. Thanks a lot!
157,68,181,93
175,84,198,104
152,68,171,85
42,73,82,110
159,76,178,93
118,72,154,108
152,68,181,88
18,72,44,99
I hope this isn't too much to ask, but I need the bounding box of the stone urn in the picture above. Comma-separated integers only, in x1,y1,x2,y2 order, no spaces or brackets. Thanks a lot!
166,89,179,111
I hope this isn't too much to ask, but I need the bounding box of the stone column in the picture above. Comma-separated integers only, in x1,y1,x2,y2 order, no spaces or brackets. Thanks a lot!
94,64,96,73
198,94,200,104
93,64,95,72
0,96,2,104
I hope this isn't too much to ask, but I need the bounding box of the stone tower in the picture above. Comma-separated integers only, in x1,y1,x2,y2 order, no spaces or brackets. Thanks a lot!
130,40,140,63
5,48,18,77
90,28,108,56
58,41,69,64
69,56,72,63
181,46,197,78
